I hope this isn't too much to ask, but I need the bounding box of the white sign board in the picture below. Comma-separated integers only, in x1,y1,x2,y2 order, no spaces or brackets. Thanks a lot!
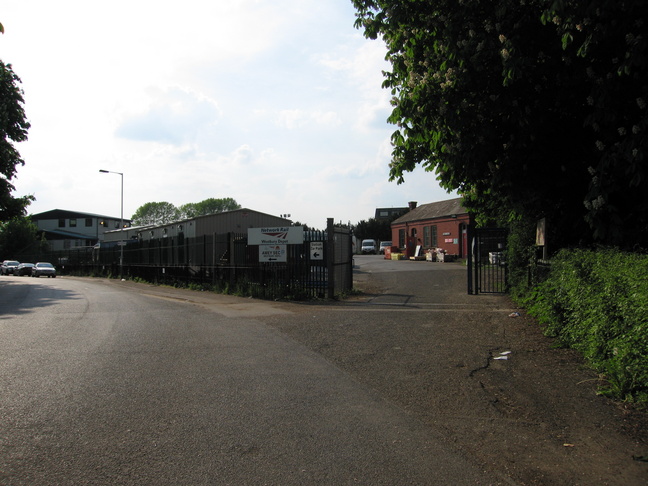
248,226,304,245
310,241,324,260
259,245,287,262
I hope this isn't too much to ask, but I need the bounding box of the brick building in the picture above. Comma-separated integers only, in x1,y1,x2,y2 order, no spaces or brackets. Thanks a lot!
391,198,472,258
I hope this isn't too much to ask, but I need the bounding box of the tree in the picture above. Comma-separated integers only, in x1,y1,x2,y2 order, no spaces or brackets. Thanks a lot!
353,217,393,242
131,198,241,226
0,217,45,257
130,202,179,226
0,59,33,221
178,197,241,219
352,1,648,247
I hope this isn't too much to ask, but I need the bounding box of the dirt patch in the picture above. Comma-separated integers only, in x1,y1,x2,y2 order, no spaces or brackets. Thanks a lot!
261,267,648,485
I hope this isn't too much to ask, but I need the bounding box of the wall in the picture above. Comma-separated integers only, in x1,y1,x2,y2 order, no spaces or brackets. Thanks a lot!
391,215,470,257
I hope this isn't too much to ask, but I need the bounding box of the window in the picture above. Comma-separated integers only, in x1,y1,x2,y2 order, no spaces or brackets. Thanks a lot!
85,218,93,227
431,225,438,247
58,219,65,228
423,226,431,247
69,219,77,227
398,229,405,248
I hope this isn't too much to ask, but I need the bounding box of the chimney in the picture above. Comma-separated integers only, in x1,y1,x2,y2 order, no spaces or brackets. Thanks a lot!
408,201,418,210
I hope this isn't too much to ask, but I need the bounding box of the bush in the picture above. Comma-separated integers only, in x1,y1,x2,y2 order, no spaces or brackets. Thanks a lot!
524,248,648,403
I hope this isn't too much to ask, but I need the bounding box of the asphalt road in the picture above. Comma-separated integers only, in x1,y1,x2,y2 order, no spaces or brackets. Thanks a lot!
0,272,500,485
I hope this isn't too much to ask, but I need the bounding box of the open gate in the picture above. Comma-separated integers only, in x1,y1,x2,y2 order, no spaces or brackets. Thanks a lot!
467,227,508,294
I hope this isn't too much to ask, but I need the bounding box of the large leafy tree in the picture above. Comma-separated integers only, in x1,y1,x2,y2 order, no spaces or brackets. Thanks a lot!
0,217,45,257
354,216,397,242
352,0,648,247
130,202,179,226
131,198,241,226
178,197,241,219
0,59,33,221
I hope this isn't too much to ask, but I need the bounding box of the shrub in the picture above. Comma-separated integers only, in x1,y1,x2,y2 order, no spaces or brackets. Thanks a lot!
525,248,648,402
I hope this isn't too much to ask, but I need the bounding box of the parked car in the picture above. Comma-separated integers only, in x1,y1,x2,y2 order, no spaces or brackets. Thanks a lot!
379,241,392,254
32,262,57,278
15,263,35,276
361,239,378,254
1,260,20,275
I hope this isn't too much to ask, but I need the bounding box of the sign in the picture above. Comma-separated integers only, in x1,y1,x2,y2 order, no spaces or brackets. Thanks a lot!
248,226,304,245
536,218,546,246
259,245,287,262
310,241,324,260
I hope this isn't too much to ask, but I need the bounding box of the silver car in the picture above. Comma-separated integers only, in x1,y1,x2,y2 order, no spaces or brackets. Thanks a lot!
32,262,57,278
1,260,20,275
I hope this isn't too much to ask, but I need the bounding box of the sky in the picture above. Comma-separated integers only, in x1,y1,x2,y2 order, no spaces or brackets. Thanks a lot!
2,0,454,229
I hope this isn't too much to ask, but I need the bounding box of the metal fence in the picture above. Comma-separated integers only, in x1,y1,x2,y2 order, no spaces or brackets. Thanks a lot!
467,227,509,294
17,220,353,301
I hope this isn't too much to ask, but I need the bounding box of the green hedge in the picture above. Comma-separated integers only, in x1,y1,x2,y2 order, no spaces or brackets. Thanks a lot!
524,248,648,403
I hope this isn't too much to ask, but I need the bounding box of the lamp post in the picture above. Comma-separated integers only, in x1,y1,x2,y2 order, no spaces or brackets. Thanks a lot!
99,169,124,278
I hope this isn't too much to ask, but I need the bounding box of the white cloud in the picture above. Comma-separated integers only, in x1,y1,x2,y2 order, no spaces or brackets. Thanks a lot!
116,87,222,145
2,0,455,227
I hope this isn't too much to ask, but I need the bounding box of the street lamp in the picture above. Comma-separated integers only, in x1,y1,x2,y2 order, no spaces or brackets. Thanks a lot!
99,169,124,278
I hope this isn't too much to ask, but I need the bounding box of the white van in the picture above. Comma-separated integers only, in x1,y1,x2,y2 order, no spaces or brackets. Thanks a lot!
361,239,378,254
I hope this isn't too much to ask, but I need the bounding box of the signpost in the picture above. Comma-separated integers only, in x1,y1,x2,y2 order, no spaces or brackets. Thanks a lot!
248,226,304,245
259,245,287,262
249,226,303,263
310,241,323,260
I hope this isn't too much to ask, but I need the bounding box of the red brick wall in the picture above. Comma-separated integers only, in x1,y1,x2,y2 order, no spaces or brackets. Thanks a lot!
391,214,470,257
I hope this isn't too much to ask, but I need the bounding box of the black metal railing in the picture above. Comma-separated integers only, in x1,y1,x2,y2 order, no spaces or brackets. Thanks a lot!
17,224,353,301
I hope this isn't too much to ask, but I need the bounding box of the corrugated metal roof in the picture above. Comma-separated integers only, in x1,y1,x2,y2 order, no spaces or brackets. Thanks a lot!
392,197,467,224
31,209,128,222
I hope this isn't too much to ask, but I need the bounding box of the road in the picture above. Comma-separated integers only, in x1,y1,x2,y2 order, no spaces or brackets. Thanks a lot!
0,271,499,485
2,258,646,485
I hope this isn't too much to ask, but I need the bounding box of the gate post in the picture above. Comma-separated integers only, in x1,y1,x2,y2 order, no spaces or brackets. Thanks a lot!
467,225,474,294
327,218,334,299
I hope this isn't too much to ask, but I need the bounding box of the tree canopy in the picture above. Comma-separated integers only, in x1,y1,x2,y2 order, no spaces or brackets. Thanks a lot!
0,60,33,221
131,198,241,226
130,202,180,226
178,197,241,219
354,216,398,242
352,0,648,248
0,217,45,257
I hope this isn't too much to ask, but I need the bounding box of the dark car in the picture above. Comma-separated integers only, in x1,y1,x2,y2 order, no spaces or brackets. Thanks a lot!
15,263,35,276
1,260,20,275
32,262,57,278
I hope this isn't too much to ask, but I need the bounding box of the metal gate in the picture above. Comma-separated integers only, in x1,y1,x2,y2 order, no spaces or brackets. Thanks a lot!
467,227,508,294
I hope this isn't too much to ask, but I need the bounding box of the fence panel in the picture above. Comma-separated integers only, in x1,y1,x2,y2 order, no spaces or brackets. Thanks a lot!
467,227,508,294
25,226,352,300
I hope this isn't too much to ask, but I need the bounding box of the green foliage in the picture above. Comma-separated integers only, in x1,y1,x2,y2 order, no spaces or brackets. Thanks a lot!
130,201,179,226
131,198,241,226
178,198,241,219
525,249,648,402
0,61,33,220
0,217,45,257
353,217,393,241
352,0,648,248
